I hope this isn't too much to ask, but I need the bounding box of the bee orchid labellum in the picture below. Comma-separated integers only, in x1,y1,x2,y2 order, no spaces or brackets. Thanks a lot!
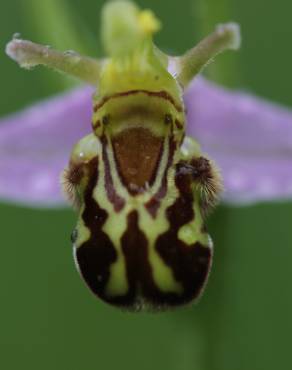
6,0,240,311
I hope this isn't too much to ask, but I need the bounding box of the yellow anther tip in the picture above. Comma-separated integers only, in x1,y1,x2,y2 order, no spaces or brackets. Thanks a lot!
138,10,161,35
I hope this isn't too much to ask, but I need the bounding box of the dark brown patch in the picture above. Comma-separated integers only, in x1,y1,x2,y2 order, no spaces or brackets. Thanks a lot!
102,114,110,125
145,136,176,217
190,157,212,182
94,90,183,113
93,119,101,129
189,156,221,214
64,162,84,188
112,127,163,195
144,191,164,218
101,135,125,212
175,119,183,130
75,158,118,301
118,211,150,306
155,161,212,304
164,114,173,125
62,162,85,208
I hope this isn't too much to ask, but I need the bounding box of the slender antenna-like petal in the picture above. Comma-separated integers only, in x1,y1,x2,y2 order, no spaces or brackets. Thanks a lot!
175,23,240,87
6,38,102,85
185,78,292,204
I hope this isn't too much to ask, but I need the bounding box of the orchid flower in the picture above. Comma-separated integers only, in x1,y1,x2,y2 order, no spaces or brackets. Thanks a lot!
1,3,292,209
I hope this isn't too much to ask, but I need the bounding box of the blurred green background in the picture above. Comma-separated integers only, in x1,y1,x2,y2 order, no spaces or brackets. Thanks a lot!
1,1,292,369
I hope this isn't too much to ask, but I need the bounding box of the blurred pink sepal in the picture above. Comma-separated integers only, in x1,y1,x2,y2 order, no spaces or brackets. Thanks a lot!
1,77,292,207
0,87,94,207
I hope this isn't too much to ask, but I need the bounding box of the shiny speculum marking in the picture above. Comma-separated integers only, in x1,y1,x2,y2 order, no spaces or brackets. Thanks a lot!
112,127,163,195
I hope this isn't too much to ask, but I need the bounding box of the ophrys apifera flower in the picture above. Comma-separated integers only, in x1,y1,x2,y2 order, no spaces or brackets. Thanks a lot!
2,0,292,310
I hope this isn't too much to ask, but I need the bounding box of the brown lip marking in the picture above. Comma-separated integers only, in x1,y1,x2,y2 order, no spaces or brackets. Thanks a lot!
101,135,125,212
118,210,186,310
76,157,117,301
145,136,176,218
155,161,212,305
112,127,164,196
94,90,183,113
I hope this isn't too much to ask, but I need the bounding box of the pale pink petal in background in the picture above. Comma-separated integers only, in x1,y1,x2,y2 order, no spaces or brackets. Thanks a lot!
185,78,292,204
0,87,93,206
